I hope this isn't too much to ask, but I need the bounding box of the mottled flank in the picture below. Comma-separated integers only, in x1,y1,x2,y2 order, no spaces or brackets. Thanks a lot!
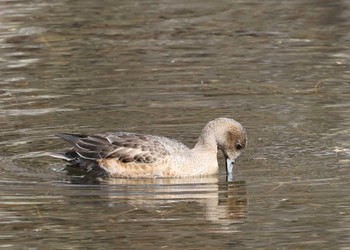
51,117,247,178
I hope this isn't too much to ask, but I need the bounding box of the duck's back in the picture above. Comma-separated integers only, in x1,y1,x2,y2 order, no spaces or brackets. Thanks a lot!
54,132,190,177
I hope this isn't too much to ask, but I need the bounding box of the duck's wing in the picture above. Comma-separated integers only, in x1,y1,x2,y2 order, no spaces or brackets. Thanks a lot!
57,132,170,164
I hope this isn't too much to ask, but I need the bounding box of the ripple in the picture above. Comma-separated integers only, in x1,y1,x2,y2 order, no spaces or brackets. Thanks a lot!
0,107,76,116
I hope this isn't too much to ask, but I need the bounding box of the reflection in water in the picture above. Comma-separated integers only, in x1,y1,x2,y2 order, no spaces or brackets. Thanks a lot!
0,176,248,248
71,177,248,229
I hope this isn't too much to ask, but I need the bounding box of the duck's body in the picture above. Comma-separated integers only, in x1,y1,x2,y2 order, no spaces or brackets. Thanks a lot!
51,118,247,178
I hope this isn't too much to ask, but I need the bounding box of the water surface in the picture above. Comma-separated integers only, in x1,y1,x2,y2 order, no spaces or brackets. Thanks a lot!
1,0,350,249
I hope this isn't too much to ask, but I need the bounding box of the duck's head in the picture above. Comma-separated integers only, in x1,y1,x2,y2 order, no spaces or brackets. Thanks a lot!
201,117,247,174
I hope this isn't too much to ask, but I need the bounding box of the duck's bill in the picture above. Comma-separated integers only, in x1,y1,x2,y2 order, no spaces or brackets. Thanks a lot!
225,157,235,174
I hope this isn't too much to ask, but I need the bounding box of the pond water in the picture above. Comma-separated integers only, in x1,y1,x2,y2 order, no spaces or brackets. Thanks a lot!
1,0,350,249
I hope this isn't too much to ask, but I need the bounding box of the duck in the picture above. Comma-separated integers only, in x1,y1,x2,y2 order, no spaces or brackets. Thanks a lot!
50,117,247,178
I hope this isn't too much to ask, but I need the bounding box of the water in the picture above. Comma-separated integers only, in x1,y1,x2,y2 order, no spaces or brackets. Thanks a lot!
1,0,350,249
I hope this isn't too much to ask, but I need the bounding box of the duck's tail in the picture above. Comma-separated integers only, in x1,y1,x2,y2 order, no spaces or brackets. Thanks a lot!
48,133,86,162
56,133,86,145
47,151,76,161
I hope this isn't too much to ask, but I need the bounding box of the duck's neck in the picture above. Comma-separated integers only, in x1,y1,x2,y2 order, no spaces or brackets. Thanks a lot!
193,128,218,154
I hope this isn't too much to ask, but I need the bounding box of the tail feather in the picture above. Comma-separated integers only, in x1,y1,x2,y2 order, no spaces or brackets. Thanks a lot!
56,133,86,145
47,151,76,161
51,132,110,177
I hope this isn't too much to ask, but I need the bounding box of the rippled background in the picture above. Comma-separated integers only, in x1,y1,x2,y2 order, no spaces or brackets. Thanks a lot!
1,0,350,249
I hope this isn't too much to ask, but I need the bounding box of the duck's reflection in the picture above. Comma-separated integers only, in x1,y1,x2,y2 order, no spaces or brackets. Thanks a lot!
69,175,248,228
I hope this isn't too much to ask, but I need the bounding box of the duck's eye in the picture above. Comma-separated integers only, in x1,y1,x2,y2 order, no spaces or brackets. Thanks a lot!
236,143,242,150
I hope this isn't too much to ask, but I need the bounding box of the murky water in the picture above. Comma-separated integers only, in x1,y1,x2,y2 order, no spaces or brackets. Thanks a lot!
1,0,350,249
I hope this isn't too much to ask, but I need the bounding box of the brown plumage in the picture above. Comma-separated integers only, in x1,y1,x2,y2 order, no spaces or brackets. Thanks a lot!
50,118,247,178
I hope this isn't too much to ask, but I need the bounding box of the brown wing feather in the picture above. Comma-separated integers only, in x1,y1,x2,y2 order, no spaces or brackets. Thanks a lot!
71,132,170,164
105,133,169,163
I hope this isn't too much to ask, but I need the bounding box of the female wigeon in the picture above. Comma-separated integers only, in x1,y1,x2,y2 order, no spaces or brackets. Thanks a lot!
51,117,247,178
